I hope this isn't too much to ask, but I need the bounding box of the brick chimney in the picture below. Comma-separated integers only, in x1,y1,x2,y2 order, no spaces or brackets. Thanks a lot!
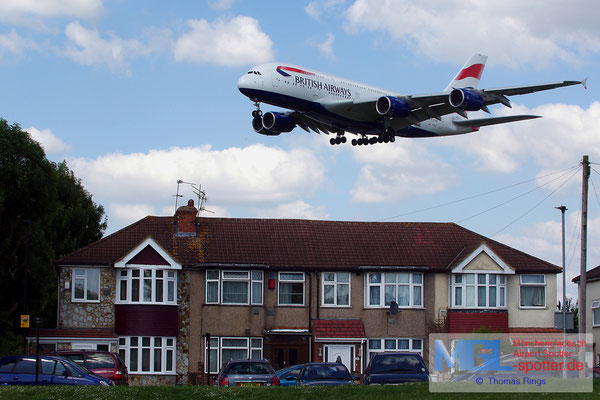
175,199,198,236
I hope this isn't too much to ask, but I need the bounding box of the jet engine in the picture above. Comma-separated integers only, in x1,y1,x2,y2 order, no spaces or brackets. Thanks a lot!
449,88,484,111
261,112,296,133
252,116,280,136
376,96,411,118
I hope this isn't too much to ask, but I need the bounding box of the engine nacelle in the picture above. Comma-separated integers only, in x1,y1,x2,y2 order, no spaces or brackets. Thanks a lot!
376,96,411,118
252,116,280,136
449,88,484,111
262,112,295,133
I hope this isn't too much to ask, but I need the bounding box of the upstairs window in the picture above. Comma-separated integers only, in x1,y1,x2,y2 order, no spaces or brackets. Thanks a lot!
519,274,546,308
322,272,350,306
117,268,177,305
205,270,263,305
366,272,423,308
72,268,100,302
592,300,600,327
278,272,305,306
451,273,506,309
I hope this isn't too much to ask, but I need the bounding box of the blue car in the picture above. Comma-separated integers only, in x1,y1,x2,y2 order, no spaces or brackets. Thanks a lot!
364,352,429,384
290,362,358,386
0,355,113,386
275,364,304,387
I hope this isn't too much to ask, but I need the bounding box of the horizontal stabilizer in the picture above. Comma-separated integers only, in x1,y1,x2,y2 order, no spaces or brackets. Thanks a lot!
453,114,540,128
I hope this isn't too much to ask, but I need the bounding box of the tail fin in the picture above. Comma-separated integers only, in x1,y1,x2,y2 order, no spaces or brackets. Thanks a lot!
444,54,487,92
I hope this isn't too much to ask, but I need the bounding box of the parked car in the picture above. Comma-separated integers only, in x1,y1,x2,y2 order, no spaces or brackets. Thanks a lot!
215,359,280,387
0,355,113,386
51,350,128,385
276,364,304,387
364,352,429,384
292,362,357,386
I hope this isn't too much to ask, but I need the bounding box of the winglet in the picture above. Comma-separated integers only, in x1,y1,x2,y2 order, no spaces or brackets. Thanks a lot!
581,78,588,90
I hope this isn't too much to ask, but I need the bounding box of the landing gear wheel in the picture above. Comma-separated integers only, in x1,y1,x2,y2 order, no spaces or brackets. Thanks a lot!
341,136,347,143
330,138,336,145
351,139,357,146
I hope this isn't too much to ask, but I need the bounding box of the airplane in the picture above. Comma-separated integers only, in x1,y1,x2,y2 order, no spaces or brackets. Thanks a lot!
237,54,587,146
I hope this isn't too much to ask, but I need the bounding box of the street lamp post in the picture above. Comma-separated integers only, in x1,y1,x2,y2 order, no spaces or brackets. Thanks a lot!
555,205,567,378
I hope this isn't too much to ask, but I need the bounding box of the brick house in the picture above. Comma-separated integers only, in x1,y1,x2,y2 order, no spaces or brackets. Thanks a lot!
573,265,600,366
34,200,561,384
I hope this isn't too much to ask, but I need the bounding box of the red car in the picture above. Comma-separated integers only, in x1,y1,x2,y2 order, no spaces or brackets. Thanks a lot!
51,351,128,385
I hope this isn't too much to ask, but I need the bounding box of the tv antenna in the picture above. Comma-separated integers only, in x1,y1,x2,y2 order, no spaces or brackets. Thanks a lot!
173,180,213,215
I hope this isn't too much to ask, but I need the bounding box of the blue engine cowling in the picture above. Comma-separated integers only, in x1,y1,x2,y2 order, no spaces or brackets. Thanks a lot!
262,112,295,133
449,88,484,111
376,96,411,118
252,116,280,136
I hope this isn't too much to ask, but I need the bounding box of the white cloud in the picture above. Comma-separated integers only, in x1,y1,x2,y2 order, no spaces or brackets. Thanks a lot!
313,33,336,59
305,0,347,20
68,144,325,231
344,0,600,67
173,16,274,67
0,0,103,22
439,101,600,174
254,200,328,220
64,21,159,74
0,30,38,59
350,140,458,203
207,0,235,10
26,126,72,154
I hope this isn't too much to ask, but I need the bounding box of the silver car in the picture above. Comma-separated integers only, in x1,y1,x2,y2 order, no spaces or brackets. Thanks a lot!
215,359,280,387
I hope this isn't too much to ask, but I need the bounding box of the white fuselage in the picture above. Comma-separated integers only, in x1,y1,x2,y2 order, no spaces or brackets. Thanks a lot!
237,63,473,137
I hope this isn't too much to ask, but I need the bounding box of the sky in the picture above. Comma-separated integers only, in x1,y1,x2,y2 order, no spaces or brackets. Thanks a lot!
2,0,600,304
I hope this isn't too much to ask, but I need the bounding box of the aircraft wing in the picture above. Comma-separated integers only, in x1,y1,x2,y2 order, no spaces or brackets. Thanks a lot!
379,79,587,126
453,114,541,128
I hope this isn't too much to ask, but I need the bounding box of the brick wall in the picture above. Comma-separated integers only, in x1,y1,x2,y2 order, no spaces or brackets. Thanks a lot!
447,309,508,333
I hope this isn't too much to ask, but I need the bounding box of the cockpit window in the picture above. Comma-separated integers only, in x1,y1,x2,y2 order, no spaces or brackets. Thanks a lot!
247,70,262,75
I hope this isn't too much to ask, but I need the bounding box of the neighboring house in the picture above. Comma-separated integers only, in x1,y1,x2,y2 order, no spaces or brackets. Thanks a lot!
33,200,560,385
573,265,600,366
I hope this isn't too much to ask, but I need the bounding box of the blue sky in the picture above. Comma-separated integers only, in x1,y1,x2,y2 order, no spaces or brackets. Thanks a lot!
2,0,600,301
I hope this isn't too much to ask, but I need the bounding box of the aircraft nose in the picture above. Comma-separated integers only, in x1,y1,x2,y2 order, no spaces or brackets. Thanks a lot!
237,74,251,91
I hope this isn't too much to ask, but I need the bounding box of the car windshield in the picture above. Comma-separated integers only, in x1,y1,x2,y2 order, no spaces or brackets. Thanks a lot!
370,354,425,374
301,365,351,380
225,362,272,375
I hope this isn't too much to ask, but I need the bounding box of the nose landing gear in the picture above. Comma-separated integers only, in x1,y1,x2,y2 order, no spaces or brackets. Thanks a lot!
330,135,347,145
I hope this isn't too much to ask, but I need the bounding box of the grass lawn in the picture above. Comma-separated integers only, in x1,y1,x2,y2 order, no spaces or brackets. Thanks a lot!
0,382,597,400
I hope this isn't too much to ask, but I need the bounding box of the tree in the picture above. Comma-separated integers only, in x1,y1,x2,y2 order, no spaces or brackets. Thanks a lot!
0,119,107,355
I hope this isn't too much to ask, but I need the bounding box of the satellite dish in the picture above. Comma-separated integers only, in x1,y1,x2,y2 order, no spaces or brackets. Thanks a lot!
389,301,399,315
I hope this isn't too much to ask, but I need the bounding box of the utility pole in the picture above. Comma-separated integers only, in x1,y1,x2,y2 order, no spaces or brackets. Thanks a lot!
580,155,589,336
556,205,567,378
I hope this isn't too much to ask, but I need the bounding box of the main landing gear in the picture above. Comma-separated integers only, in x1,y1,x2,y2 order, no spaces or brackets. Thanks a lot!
330,135,347,145
351,131,395,146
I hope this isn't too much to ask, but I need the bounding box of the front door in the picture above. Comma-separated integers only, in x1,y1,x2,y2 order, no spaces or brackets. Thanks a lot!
271,345,304,370
325,344,353,372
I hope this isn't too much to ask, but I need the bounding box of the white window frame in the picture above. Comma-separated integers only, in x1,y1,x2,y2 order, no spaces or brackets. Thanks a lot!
204,270,263,305
116,267,177,305
204,336,264,373
321,272,351,307
118,336,176,375
519,274,546,309
367,338,423,360
365,272,423,308
72,268,101,303
278,272,305,306
451,273,507,309
591,300,600,327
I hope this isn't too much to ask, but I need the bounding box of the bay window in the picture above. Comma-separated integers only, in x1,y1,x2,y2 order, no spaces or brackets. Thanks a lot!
519,274,546,308
366,272,423,308
451,273,506,308
119,336,176,374
117,268,176,305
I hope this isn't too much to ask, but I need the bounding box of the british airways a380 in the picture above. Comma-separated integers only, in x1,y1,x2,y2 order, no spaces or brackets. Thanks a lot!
237,54,586,146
